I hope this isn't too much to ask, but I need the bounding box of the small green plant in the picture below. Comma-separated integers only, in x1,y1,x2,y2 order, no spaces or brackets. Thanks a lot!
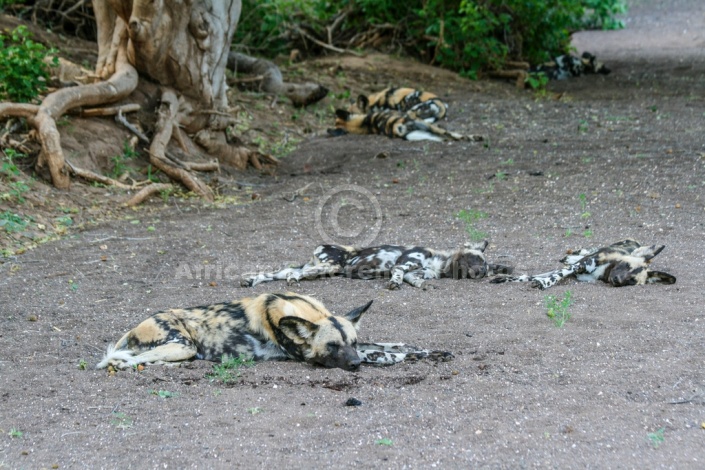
68,279,79,292
110,412,133,429
77,359,88,370
494,171,507,181
0,211,30,233
577,119,589,133
375,438,394,446
247,407,263,415
207,354,254,384
110,141,139,179
457,209,489,242
545,290,573,327
525,72,549,91
0,25,58,102
150,389,177,399
647,428,665,449
8,428,23,438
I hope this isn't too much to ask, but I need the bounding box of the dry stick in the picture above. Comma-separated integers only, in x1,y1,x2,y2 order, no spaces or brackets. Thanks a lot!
149,89,213,201
64,160,134,189
34,43,139,189
72,103,141,118
295,26,364,57
124,183,174,207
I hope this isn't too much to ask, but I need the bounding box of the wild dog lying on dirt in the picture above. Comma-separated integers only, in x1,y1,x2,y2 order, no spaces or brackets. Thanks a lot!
530,52,611,80
490,239,676,289
242,241,513,290
328,109,482,142
351,87,448,123
96,293,452,371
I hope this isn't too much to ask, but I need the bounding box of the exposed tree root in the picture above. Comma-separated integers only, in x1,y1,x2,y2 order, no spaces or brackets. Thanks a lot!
124,183,174,207
228,52,329,107
65,160,134,189
150,90,214,202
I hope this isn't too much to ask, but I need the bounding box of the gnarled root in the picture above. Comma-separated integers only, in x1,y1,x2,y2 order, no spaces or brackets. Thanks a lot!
227,52,328,107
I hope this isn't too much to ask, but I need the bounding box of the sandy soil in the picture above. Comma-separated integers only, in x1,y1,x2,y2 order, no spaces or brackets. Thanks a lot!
1,0,704,467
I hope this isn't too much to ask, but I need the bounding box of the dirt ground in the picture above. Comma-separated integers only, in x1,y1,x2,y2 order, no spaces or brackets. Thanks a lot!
1,0,705,467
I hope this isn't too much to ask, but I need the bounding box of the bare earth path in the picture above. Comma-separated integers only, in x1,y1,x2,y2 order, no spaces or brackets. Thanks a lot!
1,0,704,467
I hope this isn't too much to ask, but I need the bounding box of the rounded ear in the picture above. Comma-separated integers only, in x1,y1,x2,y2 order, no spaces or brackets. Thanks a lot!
343,300,373,326
356,95,369,112
278,316,319,340
633,245,665,261
647,271,677,284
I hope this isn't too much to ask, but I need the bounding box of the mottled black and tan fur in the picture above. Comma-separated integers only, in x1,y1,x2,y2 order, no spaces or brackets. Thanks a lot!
242,242,512,290
97,293,452,371
351,87,448,123
329,109,481,142
490,239,675,289
531,52,611,80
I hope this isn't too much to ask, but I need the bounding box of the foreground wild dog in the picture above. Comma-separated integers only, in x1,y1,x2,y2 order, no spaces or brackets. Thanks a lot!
530,52,611,80
490,239,676,290
351,87,447,123
329,109,482,142
242,241,513,290
96,293,452,371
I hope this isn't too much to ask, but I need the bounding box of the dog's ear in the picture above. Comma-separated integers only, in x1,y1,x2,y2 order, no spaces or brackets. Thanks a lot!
278,316,319,341
632,244,665,262
646,271,677,284
356,95,369,112
465,240,488,252
342,300,373,327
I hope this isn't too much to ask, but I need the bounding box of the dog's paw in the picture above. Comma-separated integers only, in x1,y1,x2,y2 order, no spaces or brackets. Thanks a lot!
387,281,402,290
286,278,300,287
489,276,511,284
240,278,255,287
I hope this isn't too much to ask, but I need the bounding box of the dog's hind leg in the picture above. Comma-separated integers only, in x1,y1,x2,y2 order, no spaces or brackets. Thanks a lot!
241,266,305,287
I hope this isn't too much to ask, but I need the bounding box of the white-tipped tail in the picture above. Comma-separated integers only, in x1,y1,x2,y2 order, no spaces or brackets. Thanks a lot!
95,344,137,369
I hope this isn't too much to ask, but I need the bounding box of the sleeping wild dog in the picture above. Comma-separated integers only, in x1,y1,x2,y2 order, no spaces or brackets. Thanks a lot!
530,52,611,80
242,241,513,290
329,109,482,142
351,87,448,123
490,239,676,289
96,293,452,371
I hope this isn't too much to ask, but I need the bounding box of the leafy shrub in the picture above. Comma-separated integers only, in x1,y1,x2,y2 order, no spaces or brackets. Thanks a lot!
0,25,58,102
234,0,626,76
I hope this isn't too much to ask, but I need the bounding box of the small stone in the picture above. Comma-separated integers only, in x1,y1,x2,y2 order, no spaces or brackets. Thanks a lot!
345,397,362,407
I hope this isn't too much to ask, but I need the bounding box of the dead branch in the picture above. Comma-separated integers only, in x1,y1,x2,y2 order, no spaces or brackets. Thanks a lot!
71,103,141,117
65,160,134,189
124,183,174,207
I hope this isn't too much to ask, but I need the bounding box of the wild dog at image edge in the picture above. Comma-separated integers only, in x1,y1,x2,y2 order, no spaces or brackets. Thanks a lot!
97,293,453,371
491,239,676,289
242,241,513,290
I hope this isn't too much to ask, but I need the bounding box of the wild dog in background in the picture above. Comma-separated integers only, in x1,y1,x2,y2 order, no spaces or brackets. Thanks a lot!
530,52,611,80
96,293,452,371
490,239,676,289
351,87,448,123
329,109,482,142
242,241,513,290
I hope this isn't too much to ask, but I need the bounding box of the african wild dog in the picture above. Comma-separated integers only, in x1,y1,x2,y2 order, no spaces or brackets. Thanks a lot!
530,52,611,80
328,109,482,142
490,239,676,290
96,293,452,371
351,87,448,123
241,241,513,290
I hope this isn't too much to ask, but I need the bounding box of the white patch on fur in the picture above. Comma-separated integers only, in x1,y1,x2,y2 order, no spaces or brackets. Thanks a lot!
96,343,137,369
405,130,443,142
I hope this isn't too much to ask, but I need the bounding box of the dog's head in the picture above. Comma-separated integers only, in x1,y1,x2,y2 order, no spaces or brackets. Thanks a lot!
581,52,611,75
449,241,489,279
606,244,676,287
277,300,372,371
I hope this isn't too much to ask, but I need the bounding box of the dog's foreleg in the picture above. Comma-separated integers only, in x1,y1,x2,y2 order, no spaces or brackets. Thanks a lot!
241,266,304,287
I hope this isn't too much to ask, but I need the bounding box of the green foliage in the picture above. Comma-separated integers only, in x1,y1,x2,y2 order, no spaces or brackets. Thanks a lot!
207,354,255,384
457,208,489,241
77,359,88,370
375,438,394,446
647,428,665,448
8,428,23,438
545,290,573,327
0,25,58,102
110,141,139,179
234,0,626,75
0,211,30,233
